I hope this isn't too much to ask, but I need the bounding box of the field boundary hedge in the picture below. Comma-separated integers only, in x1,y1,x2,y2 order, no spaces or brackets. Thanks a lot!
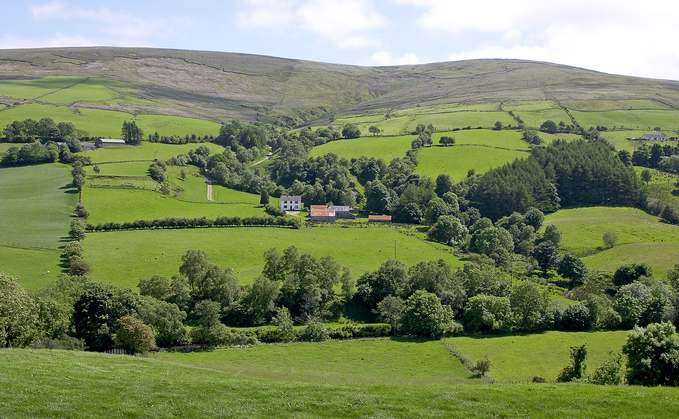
85,215,302,232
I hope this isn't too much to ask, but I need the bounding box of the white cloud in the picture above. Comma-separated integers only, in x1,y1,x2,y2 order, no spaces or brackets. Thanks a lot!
236,0,388,49
0,32,153,49
363,51,421,66
29,1,191,41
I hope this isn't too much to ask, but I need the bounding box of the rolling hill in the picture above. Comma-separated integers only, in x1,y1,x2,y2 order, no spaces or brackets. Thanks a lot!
2,47,679,127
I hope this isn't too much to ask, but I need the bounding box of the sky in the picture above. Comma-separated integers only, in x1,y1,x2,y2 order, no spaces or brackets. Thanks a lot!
1,0,678,81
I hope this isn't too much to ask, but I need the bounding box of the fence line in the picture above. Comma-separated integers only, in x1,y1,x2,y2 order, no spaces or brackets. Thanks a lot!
0,242,58,250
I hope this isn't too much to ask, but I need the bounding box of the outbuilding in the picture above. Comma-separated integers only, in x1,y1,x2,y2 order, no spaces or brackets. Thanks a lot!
310,205,336,222
95,138,127,147
369,215,392,223
329,205,356,219
642,133,666,141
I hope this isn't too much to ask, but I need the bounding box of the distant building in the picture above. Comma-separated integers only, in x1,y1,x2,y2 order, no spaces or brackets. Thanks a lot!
369,215,392,223
95,138,126,147
280,195,302,211
310,205,336,222
642,133,666,141
81,142,97,151
329,205,356,219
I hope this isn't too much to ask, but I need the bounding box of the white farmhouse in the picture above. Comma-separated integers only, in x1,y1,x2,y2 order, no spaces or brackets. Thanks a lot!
280,195,302,211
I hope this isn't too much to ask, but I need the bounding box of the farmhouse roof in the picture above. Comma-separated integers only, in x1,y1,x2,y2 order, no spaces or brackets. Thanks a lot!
310,206,335,217
329,206,351,212
369,215,392,221
281,195,301,201
81,142,96,150
98,138,126,144
642,133,666,140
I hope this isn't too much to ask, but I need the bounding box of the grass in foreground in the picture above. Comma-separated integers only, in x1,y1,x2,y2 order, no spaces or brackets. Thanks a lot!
446,330,629,383
82,224,461,289
159,338,472,385
1,349,678,418
0,164,77,248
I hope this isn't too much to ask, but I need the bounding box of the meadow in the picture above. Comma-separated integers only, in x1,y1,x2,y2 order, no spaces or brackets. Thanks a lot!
2,349,678,418
0,76,88,99
158,338,472,385
0,246,63,290
82,224,462,289
543,206,679,277
86,141,225,164
0,164,77,248
570,110,679,131
446,330,629,383
308,134,413,162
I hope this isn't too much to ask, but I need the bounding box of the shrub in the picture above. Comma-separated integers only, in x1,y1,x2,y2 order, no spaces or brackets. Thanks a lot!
602,231,618,248
556,344,588,382
622,322,679,386
298,321,330,342
560,303,592,330
114,315,157,354
400,290,459,338
613,263,653,287
588,350,625,385
265,204,286,217
462,294,513,333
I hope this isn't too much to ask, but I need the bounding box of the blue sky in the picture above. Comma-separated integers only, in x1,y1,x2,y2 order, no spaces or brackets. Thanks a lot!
1,1,677,81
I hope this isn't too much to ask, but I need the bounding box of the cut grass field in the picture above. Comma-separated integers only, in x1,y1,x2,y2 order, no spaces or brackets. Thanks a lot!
82,224,462,289
446,330,629,383
158,338,472,385
0,164,77,248
2,349,678,418
570,109,679,131
86,141,225,164
39,78,131,103
543,206,679,277
0,76,87,99
309,135,413,162
416,145,528,181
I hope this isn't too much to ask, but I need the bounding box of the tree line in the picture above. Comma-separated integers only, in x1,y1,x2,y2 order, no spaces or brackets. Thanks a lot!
83,215,302,232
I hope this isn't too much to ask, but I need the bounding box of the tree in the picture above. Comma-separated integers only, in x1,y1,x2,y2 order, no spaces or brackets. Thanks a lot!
602,231,618,248
510,280,551,332
462,294,513,333
439,136,455,146
93,164,101,175
661,204,679,224
122,121,144,145
623,322,679,386
114,315,157,354
560,302,593,330
530,241,559,275
260,190,270,206
364,180,391,214
493,121,503,130
69,218,86,241
540,120,557,134
541,225,562,247
399,290,458,338
556,344,588,382
272,307,295,342
0,273,38,347
613,263,653,287
469,226,514,257
342,123,361,139
356,259,408,308
424,197,455,225
640,169,652,185
588,350,625,385
75,202,89,219
373,295,405,328
391,201,423,224
368,125,381,136
427,215,468,245
136,296,187,347
557,253,589,286
434,174,454,197
523,207,545,231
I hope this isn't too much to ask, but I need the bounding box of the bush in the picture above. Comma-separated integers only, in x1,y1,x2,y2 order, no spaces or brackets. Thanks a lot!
400,290,459,338
613,263,653,287
298,321,330,342
602,231,618,248
462,294,513,333
622,322,679,386
560,303,592,330
114,315,157,354
556,344,588,382
265,204,286,217
588,350,625,385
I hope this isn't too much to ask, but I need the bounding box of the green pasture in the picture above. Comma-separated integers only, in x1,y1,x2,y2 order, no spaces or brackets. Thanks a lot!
82,224,462,289
0,246,63,291
544,206,679,253
597,130,654,152
82,187,267,225
416,145,528,181
503,100,557,112
562,99,674,112
539,132,584,144
86,141,225,164
433,129,529,150
92,161,151,177
39,78,132,104
0,103,221,138
570,110,679,131
583,242,679,279
408,111,515,132
3,350,678,418
446,330,630,383
0,76,87,99
513,108,572,128
159,338,471,385
0,164,77,248
309,135,414,161
0,142,13,153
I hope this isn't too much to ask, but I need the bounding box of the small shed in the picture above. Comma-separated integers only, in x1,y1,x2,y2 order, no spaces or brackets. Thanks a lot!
280,195,302,211
642,133,666,141
369,215,392,223
81,142,97,151
310,205,336,222
95,138,126,147
329,205,355,219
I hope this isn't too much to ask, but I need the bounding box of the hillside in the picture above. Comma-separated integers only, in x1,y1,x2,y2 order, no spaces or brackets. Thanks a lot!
2,47,679,126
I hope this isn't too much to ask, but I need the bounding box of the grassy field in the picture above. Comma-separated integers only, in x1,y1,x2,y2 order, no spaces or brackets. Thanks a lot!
570,110,679,131
513,108,572,128
39,78,131,103
86,141,225,164
0,164,77,248
2,349,678,418
0,103,221,138
642,167,679,208
544,206,679,277
159,338,472,385
0,246,63,290
416,145,528,180
309,135,413,162
446,330,630,383
82,224,461,289
0,76,88,99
